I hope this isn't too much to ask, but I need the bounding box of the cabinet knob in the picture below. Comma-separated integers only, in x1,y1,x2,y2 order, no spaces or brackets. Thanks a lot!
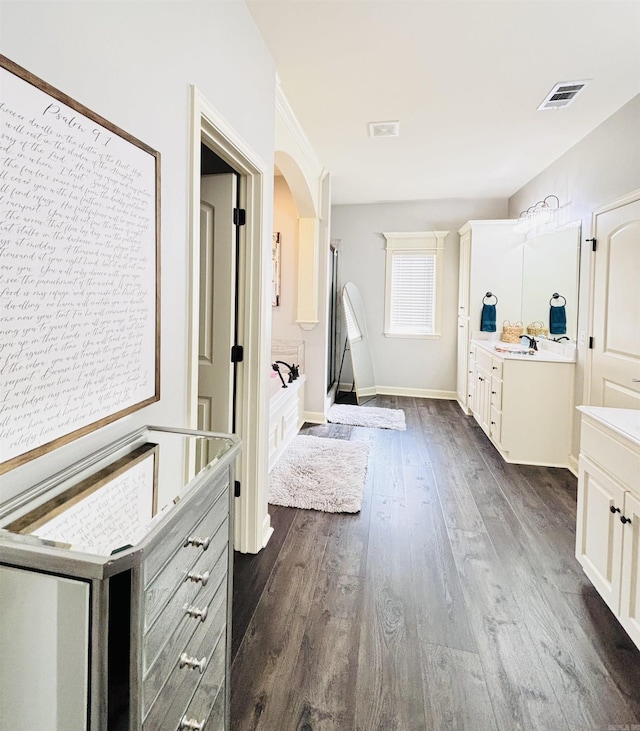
621,515,632,525
184,604,208,622
610,505,621,514
184,535,211,550
491,391,497,395
491,421,496,425
492,366,498,371
478,376,484,382
179,652,207,673
186,570,210,586
180,718,205,731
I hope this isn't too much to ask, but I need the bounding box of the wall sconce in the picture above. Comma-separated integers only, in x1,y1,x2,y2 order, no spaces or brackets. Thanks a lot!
514,195,560,233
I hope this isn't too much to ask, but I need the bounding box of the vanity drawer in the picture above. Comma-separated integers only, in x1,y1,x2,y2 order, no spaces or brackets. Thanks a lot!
490,357,503,379
475,348,492,373
144,469,229,586
490,407,502,443
144,520,228,671
143,579,228,730
581,419,640,492
490,377,502,410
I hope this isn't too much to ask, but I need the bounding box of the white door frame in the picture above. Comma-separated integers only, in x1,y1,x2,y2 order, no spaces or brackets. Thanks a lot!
584,188,640,406
188,86,272,554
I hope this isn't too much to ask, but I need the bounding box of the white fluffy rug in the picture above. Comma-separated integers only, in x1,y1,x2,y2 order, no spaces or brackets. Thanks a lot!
269,435,369,513
327,403,406,431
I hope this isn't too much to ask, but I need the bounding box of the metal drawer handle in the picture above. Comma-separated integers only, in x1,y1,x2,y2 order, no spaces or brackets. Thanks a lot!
179,652,207,673
184,604,208,622
184,535,211,550
186,570,210,586
180,717,205,730
621,515,632,525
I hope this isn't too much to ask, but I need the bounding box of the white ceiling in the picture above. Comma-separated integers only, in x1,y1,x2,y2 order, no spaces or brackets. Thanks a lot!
246,0,640,205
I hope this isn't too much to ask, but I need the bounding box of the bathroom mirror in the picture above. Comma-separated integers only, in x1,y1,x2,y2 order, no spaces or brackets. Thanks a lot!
342,282,376,404
521,225,581,342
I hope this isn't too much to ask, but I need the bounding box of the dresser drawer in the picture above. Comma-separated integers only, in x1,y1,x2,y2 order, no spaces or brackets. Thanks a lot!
143,580,228,730
144,489,228,630
143,546,228,712
144,518,228,671
144,469,229,586
581,419,640,492
178,632,227,731
490,357,503,379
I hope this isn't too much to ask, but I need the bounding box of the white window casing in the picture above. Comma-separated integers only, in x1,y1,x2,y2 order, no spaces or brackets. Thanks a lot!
383,231,449,338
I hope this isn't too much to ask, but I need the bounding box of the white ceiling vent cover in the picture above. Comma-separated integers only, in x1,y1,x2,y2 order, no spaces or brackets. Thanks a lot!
537,80,590,110
369,121,400,138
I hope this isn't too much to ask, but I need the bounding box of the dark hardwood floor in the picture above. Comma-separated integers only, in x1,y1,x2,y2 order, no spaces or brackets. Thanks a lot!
230,396,640,731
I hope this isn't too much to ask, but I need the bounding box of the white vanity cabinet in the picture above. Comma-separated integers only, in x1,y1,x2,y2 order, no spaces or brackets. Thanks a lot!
469,341,574,467
0,426,241,731
456,220,523,414
575,407,640,649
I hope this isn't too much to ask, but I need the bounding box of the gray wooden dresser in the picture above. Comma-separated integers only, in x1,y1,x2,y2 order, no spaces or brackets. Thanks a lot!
0,426,240,731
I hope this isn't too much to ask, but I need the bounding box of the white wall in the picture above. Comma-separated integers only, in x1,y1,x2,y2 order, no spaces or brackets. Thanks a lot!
331,198,508,396
0,1,276,508
508,94,640,460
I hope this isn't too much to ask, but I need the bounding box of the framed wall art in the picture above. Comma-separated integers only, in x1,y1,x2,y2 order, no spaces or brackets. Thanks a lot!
0,55,161,475
272,232,281,306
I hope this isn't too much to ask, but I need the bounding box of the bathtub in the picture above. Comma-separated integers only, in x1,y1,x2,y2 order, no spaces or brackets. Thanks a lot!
268,370,305,472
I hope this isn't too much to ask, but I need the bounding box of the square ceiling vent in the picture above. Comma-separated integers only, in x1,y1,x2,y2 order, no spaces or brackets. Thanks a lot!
369,120,400,138
537,80,590,110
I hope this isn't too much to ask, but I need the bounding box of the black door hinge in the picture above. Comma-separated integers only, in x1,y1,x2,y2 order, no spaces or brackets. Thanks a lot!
231,344,244,363
586,237,597,252
589,336,594,349
233,208,246,226
234,480,241,497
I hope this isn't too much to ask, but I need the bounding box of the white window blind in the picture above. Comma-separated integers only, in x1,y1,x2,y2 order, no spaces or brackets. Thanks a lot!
389,252,436,334
383,230,448,339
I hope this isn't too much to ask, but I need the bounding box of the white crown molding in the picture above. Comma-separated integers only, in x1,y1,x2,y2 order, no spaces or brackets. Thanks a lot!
275,76,323,175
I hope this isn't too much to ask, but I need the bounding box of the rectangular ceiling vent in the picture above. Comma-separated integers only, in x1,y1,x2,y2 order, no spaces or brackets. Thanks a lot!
537,80,590,110
369,121,400,138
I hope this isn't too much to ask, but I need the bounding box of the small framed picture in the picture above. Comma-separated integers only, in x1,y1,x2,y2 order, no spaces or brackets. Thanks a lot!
272,232,281,306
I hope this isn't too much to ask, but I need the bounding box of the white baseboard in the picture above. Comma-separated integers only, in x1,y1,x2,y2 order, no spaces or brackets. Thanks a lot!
337,383,456,401
261,514,274,549
376,386,457,400
303,410,326,424
568,453,579,476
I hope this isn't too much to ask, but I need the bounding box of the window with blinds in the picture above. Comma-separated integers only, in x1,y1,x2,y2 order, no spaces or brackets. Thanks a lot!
383,231,448,338
389,252,436,334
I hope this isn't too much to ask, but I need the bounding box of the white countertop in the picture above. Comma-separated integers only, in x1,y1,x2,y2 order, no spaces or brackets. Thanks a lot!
472,338,576,363
578,406,640,447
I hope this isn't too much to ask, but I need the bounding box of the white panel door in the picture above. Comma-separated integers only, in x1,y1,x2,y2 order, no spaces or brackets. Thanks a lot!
198,174,236,436
590,196,640,408
575,456,625,614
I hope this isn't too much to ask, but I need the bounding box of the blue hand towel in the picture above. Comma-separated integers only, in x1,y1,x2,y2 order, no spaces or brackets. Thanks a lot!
549,305,566,335
480,303,496,332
